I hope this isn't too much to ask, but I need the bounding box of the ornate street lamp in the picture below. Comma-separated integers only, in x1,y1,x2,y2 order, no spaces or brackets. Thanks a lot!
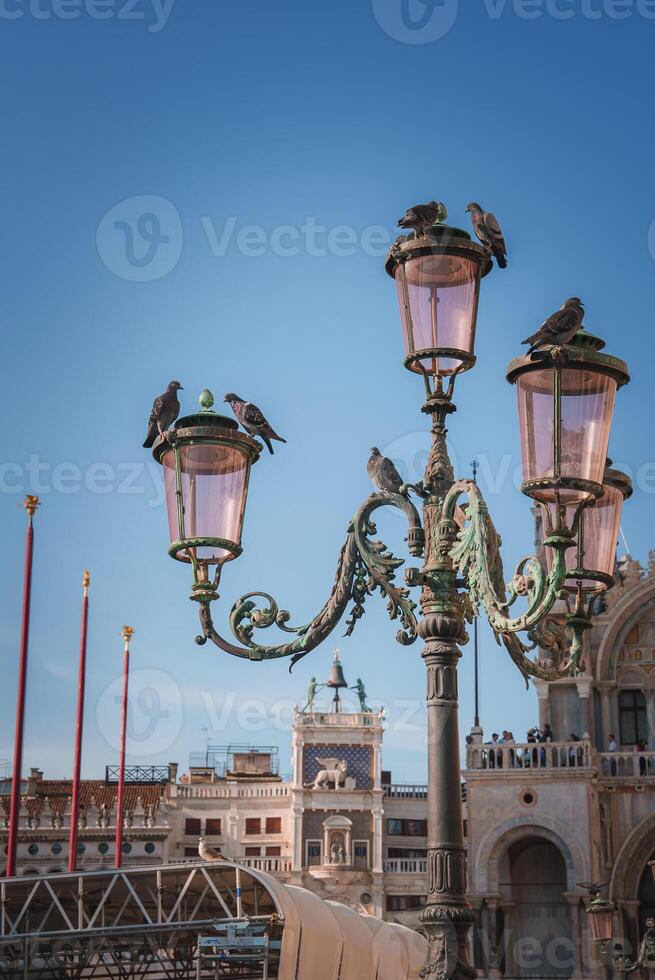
154,201,631,980
582,883,655,975
385,218,492,395
541,461,633,594
153,389,260,604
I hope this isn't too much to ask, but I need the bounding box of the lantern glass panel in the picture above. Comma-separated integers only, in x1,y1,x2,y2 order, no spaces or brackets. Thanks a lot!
542,483,624,588
395,253,480,376
517,366,616,502
162,442,249,562
587,907,613,944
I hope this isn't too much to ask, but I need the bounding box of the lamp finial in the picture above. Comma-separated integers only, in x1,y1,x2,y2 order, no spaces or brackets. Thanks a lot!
199,389,215,412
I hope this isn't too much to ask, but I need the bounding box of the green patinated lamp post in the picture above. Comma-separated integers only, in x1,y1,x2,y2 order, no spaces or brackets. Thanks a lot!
153,203,630,980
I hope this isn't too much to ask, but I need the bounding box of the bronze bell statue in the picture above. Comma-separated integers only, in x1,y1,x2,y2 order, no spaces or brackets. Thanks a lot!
325,648,348,712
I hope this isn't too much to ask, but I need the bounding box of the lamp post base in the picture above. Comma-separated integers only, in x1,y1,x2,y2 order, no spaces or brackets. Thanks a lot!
419,906,477,980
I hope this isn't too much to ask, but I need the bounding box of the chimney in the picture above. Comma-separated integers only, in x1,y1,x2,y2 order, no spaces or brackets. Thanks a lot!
168,762,178,784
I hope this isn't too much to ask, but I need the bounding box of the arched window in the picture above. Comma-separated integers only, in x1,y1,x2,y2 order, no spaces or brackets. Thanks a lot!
619,690,647,745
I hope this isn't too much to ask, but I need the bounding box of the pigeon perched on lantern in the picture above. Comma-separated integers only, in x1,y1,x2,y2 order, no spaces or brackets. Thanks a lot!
397,201,448,237
142,381,183,448
522,298,585,354
224,393,286,455
367,447,405,494
465,202,508,269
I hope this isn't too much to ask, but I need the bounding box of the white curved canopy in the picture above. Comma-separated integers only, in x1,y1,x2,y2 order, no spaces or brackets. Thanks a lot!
259,870,427,980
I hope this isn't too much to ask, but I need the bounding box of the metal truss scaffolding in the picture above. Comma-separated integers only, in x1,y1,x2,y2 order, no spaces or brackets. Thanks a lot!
0,861,282,979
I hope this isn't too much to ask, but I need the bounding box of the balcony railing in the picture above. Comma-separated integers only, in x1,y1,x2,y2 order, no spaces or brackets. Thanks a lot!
598,751,655,779
296,711,382,728
466,740,592,771
177,783,289,799
383,858,427,874
238,856,291,873
383,784,428,799
105,765,170,784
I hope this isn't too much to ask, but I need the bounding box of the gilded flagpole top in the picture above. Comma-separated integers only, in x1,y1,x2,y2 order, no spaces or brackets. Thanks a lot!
23,495,40,518
122,626,135,646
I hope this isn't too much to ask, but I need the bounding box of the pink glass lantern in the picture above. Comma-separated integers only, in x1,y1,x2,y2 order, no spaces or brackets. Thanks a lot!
386,225,491,380
154,390,260,590
541,464,632,591
586,898,614,945
507,330,629,506
162,442,252,563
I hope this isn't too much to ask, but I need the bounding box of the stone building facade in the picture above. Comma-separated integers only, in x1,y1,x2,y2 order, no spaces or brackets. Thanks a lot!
0,764,176,874
464,555,655,978
171,704,433,926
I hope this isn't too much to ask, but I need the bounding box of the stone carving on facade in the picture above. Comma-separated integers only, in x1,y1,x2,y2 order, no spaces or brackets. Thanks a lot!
308,758,348,790
330,835,346,864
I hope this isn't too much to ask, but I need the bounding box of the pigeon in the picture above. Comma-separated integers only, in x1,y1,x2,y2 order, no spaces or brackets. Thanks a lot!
142,381,183,448
577,881,608,897
397,201,447,237
198,836,225,862
522,298,585,354
368,447,404,494
465,202,508,269
224,393,286,455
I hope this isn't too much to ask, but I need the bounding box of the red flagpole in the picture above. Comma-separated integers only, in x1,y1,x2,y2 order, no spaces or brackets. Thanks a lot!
114,626,134,869
68,571,90,873
6,496,40,879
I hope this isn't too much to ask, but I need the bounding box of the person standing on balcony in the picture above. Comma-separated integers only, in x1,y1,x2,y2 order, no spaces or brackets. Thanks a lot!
608,734,618,751
636,738,647,777
485,733,501,769
569,733,582,767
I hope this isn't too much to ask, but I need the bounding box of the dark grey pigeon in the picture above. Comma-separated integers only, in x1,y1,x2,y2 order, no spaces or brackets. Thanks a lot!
522,298,585,354
224,393,286,455
143,381,183,448
397,201,447,237
368,447,404,494
465,202,508,269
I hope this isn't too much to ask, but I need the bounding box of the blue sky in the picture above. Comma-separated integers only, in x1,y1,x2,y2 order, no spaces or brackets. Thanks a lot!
0,0,653,783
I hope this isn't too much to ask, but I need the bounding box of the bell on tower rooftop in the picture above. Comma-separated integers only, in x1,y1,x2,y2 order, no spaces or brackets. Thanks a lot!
325,648,348,713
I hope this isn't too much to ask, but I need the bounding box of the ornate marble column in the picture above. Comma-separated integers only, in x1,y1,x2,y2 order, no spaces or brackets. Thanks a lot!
597,681,616,748
535,680,550,731
564,893,584,979
577,681,592,740
645,689,655,749
483,895,502,979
